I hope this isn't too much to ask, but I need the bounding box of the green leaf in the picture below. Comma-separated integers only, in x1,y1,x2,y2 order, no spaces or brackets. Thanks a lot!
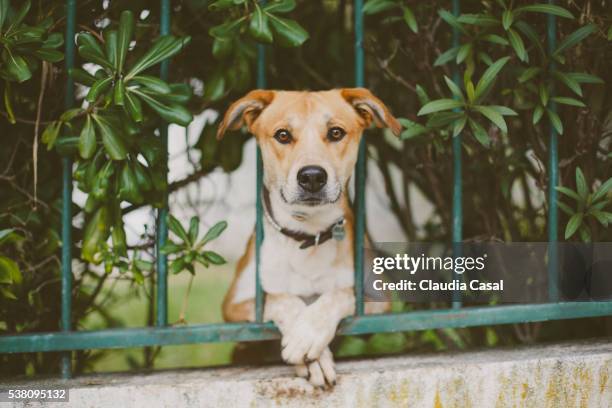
556,186,581,201
555,24,597,55
0,255,20,285
487,105,518,116
474,57,510,100
130,75,171,94
5,0,30,33
133,90,193,126
189,216,200,244
4,51,32,82
208,0,240,11
201,221,228,244
507,28,527,61
426,111,463,127
3,83,15,124
249,4,273,43
481,34,509,45
33,49,64,62
468,118,490,147
170,258,186,274
417,99,463,116
82,207,109,262
546,109,563,134
104,29,118,69
117,10,134,72
402,6,418,33
212,36,233,59
363,0,397,15
466,81,475,102
70,68,97,86
203,251,226,265
474,105,508,133
398,118,428,140
127,36,191,78
443,76,464,101
92,115,128,160
263,0,296,14
515,21,545,56
532,105,544,125
112,223,127,256
79,115,96,159
415,84,429,105
452,116,467,137
160,242,183,255
518,67,541,83
565,212,583,239
456,13,498,27
434,46,460,66
566,72,604,84
124,91,143,122
575,167,588,199
592,178,612,203
267,14,309,47
438,9,465,33
591,211,611,227
42,121,61,149
456,43,472,64
539,84,549,106
551,96,585,107
118,163,143,204
132,161,152,191
76,33,105,56
552,71,583,97
114,77,125,106
0,0,8,30
516,4,574,19
557,200,574,216
209,17,246,38
78,45,114,70
168,214,190,244
502,10,513,30
86,76,113,103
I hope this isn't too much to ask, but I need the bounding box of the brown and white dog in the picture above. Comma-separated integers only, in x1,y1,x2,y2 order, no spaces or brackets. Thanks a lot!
217,88,401,387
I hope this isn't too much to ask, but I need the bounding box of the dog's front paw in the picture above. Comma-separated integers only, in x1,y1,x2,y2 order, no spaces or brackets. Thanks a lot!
281,307,336,364
295,348,336,388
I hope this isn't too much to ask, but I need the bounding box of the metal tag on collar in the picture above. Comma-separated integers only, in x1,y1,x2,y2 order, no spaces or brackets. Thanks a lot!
332,219,346,241
314,233,321,247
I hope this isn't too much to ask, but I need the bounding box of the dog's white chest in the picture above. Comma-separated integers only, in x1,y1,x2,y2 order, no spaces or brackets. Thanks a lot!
231,231,354,303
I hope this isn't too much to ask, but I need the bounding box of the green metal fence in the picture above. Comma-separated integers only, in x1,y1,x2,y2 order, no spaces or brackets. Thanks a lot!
1,0,612,380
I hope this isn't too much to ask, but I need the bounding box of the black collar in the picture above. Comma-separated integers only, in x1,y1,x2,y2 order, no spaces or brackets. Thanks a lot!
262,186,345,249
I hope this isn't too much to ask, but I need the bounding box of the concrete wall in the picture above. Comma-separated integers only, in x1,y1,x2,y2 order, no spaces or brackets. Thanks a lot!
4,341,611,407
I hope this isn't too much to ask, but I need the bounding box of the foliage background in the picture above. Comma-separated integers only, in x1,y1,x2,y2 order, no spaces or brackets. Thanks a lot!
1,0,611,377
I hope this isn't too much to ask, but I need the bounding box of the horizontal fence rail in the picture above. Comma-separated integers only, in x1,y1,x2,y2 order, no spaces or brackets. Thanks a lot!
2,303,612,354
1,0,611,378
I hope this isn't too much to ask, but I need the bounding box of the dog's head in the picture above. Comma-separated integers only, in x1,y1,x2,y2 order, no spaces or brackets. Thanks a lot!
217,89,401,209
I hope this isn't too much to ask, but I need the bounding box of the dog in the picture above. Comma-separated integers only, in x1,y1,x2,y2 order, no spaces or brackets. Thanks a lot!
217,88,401,387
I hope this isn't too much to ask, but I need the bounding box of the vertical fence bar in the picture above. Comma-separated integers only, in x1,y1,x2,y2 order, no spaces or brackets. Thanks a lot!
60,0,76,379
255,9,266,322
353,0,365,316
451,0,463,309
156,0,171,327
546,1,559,302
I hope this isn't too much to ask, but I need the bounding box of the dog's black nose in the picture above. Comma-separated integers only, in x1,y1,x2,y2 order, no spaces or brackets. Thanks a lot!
297,166,327,193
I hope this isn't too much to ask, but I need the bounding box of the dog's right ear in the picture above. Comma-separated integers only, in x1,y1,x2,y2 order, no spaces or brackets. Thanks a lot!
216,90,275,140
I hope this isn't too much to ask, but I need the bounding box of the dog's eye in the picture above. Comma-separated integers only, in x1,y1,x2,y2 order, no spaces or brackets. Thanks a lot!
273,129,293,144
327,127,346,142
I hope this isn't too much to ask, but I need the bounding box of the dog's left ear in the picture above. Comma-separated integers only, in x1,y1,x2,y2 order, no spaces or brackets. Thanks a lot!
341,88,402,137
217,90,275,139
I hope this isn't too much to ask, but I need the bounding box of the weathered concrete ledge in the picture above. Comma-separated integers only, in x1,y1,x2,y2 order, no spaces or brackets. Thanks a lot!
3,340,611,407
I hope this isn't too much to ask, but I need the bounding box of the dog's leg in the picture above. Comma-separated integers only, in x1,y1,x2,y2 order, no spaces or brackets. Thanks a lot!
264,294,337,386
281,287,355,366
